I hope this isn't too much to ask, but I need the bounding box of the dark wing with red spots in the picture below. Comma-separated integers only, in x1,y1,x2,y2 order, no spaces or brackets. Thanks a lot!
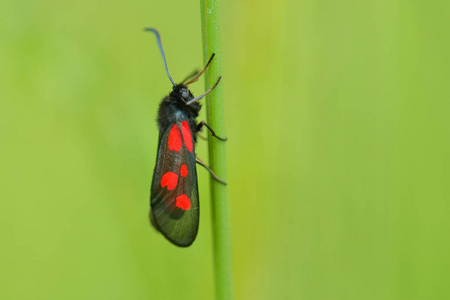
150,121,199,247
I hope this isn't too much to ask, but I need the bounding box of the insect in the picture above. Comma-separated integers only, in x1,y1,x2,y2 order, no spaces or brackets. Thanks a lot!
145,28,226,247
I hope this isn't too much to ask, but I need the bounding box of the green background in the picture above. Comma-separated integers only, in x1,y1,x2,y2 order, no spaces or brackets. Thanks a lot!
1,0,449,299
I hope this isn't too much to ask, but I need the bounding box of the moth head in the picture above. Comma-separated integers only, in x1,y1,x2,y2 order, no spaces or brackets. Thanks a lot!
172,84,192,102
180,87,190,100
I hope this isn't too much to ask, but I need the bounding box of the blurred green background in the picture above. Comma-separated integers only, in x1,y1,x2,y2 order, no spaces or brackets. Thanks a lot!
1,0,449,299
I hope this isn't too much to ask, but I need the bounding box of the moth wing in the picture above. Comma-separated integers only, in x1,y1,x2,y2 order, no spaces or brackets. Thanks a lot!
150,122,199,247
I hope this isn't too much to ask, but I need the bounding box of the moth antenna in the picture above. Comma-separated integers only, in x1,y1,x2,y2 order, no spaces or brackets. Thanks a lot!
144,27,176,86
181,69,200,85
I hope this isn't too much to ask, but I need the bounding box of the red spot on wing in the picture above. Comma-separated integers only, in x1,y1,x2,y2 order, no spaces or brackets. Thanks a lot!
160,172,178,190
180,164,188,177
168,124,182,152
176,194,191,210
181,121,193,153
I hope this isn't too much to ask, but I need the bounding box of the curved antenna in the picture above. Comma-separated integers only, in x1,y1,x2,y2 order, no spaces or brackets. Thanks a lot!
180,69,200,85
144,28,176,86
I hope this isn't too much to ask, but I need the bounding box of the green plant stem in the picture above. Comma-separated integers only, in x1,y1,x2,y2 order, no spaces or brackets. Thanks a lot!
200,1,233,300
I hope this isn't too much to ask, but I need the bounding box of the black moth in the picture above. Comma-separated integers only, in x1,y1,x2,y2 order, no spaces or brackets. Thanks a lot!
145,28,226,247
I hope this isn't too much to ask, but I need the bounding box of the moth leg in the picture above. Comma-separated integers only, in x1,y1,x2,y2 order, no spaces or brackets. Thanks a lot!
185,53,215,85
196,121,227,141
197,133,208,140
196,158,227,185
185,76,222,105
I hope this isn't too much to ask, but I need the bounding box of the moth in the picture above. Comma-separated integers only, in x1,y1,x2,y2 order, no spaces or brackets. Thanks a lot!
145,28,226,247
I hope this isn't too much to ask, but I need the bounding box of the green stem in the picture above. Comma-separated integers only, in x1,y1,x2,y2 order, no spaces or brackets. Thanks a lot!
200,1,233,300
